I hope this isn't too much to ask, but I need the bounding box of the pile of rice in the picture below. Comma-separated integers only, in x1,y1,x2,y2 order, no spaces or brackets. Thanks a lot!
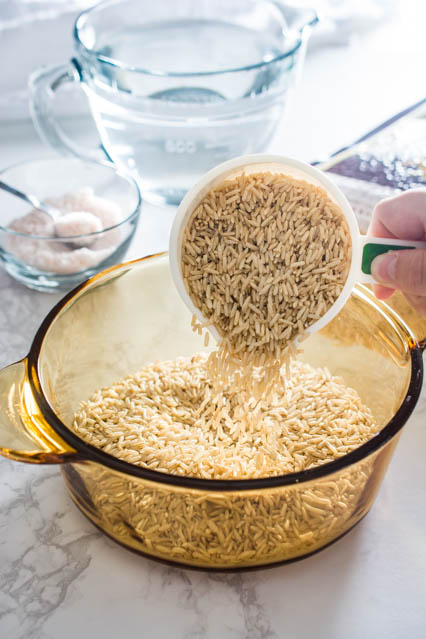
72,353,377,480
70,171,374,564
71,170,369,482
181,171,352,389
75,455,375,566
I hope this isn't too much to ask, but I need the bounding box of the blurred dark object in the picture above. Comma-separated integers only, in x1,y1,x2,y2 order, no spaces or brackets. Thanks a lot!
322,97,426,190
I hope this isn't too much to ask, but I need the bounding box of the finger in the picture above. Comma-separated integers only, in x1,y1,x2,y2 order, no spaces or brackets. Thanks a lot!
372,283,395,300
371,248,426,297
367,189,426,240
403,293,426,317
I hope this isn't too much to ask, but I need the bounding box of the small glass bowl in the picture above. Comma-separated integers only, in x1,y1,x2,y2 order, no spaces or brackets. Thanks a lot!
0,157,142,292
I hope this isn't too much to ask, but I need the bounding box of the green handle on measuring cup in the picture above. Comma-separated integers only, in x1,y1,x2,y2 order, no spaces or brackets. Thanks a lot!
362,243,414,275
360,237,426,276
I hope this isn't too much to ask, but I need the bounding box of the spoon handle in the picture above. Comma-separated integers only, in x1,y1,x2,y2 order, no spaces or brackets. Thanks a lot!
0,180,59,220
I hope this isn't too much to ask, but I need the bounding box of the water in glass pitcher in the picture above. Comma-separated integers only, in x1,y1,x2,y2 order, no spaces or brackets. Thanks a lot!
89,20,298,205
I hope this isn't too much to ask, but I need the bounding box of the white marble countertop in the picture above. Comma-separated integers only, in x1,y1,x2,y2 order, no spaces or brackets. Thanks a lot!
1,4,426,638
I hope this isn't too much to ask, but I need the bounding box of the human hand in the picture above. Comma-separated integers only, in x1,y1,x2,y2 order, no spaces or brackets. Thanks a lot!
368,189,426,316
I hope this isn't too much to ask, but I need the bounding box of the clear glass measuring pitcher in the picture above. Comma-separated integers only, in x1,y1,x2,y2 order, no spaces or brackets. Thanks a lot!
29,0,317,206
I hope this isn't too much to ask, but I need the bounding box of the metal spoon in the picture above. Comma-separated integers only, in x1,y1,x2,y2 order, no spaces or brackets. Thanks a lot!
0,179,102,246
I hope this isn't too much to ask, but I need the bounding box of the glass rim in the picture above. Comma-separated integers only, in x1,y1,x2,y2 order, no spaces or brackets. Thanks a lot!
0,157,142,240
73,0,316,78
27,254,424,492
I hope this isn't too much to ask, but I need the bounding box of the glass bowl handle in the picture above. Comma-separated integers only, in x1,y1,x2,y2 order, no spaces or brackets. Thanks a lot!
28,59,112,165
0,358,78,464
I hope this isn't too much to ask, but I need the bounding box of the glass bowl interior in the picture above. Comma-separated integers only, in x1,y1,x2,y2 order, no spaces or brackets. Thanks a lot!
33,254,418,487
0,157,142,292
0,157,141,238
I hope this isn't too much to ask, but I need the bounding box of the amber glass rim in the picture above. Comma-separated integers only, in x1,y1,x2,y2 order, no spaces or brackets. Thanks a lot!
27,254,424,491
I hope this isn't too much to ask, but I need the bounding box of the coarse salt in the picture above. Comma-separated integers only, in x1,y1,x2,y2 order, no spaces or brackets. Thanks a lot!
5,187,124,274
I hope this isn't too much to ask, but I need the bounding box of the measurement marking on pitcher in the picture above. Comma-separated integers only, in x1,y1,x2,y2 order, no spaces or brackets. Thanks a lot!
165,140,197,154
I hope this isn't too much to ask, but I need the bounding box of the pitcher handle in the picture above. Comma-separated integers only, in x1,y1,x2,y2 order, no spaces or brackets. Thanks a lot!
0,358,78,464
29,59,113,165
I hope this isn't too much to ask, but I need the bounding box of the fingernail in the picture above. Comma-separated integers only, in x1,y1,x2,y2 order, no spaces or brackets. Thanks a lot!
371,252,398,282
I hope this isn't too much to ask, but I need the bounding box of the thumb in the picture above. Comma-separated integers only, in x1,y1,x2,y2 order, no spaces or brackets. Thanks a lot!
371,249,426,297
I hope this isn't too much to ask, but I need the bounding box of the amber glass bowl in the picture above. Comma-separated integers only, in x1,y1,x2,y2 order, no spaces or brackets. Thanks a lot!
0,254,424,570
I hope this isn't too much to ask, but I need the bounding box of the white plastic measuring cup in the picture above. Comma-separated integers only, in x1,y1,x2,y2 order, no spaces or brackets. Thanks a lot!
169,154,426,344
